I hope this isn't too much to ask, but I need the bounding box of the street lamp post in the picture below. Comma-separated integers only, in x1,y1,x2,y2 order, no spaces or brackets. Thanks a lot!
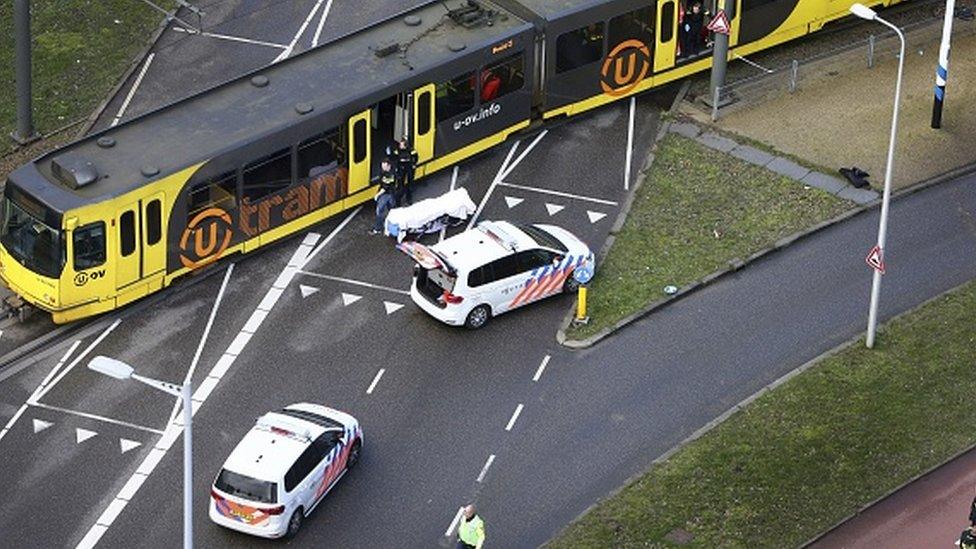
850,4,905,349
88,356,193,549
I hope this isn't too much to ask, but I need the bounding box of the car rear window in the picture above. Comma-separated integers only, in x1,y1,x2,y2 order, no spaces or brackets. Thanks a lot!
215,469,277,504
517,224,567,252
279,408,342,429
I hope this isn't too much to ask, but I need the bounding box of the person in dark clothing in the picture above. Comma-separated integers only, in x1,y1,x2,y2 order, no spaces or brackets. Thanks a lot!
681,2,705,57
969,485,976,526
961,525,976,549
371,159,397,235
392,138,418,206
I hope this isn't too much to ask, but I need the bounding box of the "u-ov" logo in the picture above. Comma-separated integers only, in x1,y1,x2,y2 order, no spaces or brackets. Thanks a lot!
180,208,233,269
600,39,652,97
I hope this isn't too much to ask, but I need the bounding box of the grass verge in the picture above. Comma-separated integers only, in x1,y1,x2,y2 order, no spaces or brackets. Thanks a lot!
549,279,976,547
0,1,169,154
566,133,850,340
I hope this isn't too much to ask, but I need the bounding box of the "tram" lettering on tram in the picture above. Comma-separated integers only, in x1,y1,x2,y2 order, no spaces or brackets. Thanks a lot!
239,167,348,237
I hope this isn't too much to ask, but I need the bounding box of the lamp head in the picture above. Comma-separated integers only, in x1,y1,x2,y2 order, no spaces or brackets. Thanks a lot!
850,3,877,20
88,356,135,380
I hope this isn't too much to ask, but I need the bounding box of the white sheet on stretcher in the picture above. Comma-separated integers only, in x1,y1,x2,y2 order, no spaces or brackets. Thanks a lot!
385,187,476,240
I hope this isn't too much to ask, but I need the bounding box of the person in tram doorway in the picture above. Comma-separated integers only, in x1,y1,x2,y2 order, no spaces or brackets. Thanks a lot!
370,159,397,235
456,504,485,549
961,525,976,549
680,1,705,57
393,137,418,206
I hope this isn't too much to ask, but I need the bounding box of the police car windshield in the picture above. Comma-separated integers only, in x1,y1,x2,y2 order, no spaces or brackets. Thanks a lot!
215,469,277,504
516,224,567,252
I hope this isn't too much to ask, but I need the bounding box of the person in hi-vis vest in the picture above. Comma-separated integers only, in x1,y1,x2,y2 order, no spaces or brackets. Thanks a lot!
456,504,486,549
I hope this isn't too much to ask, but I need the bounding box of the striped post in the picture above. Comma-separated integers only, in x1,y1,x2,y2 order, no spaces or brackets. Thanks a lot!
932,0,956,129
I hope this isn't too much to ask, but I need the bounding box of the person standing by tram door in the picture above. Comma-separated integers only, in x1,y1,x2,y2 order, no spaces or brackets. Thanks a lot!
371,159,397,235
456,504,486,549
393,137,418,206
680,2,705,57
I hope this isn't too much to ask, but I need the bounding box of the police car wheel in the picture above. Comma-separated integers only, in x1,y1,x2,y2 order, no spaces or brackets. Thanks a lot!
285,508,303,539
465,305,491,329
563,273,580,294
347,440,362,470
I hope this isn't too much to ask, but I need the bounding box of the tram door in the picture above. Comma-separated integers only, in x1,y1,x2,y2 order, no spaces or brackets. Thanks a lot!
347,109,371,195
413,84,435,167
141,193,165,279
655,0,679,72
116,202,142,290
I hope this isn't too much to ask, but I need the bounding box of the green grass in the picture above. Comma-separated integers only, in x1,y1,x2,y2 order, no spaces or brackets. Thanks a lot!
550,280,976,548
0,1,169,153
567,133,850,340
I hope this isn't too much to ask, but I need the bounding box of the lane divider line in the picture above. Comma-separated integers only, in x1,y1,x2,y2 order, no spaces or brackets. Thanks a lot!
299,208,362,271
476,454,496,483
172,27,288,50
496,181,619,206
468,142,520,230
499,130,547,182
445,506,465,537
440,165,459,242
27,402,164,435
35,319,122,404
274,0,326,63
0,340,81,445
111,54,155,127
297,270,411,296
311,0,334,48
366,369,385,395
533,355,550,382
505,404,524,432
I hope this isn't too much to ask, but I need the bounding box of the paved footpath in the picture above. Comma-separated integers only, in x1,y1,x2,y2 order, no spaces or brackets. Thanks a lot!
811,447,976,549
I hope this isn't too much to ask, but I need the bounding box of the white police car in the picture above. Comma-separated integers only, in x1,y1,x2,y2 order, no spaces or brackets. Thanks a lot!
398,220,594,329
209,403,362,539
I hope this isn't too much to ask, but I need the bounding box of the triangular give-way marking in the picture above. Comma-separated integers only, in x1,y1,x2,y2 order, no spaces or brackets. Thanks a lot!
76,428,97,444
120,438,142,454
383,301,404,315
341,293,362,306
504,196,524,209
33,419,53,434
300,284,319,298
586,211,608,224
545,203,565,216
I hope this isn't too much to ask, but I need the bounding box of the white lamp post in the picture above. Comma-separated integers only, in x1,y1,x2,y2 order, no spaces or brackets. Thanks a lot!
849,3,905,349
89,356,193,549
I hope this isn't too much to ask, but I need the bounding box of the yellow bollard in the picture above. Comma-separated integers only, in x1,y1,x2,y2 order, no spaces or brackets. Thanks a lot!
575,285,589,324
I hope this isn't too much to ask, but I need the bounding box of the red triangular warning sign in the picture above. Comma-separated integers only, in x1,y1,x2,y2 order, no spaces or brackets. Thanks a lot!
707,11,731,35
865,245,885,274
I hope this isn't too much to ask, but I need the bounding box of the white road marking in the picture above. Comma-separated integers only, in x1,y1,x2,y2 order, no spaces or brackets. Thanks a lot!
476,454,496,483
300,284,320,298
587,210,608,224
76,428,98,444
505,403,524,432
119,438,142,454
504,196,524,208
29,402,164,435
274,0,327,63
469,141,520,229
171,26,288,50
32,419,53,434
311,0,334,48
35,319,121,403
533,355,550,382
497,181,619,206
0,340,80,445
111,53,155,127
366,369,385,395
298,270,411,296
341,292,362,306
445,506,465,537
440,165,459,242
545,203,565,216
499,129,548,181
383,301,404,315
624,96,636,191
299,208,361,270
168,264,233,426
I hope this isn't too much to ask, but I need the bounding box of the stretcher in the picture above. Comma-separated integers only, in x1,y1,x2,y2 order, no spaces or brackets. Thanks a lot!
384,187,477,242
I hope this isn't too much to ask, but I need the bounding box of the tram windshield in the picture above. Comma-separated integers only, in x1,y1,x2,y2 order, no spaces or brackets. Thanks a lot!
0,195,65,278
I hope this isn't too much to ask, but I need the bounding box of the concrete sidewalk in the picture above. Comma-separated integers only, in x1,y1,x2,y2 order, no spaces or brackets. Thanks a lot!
809,446,976,548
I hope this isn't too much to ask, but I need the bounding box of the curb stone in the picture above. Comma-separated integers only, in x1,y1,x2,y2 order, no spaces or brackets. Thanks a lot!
558,151,976,348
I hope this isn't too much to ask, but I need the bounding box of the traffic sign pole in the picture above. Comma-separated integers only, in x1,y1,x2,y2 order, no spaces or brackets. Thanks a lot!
708,1,734,106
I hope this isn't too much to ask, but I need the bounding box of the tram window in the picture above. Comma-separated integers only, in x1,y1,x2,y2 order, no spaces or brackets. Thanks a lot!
435,71,475,121
661,2,675,43
609,7,655,47
481,53,524,102
298,128,342,182
243,149,292,203
120,211,136,257
417,92,432,135
73,222,106,270
146,200,161,245
556,23,605,74
188,172,236,223
353,119,367,163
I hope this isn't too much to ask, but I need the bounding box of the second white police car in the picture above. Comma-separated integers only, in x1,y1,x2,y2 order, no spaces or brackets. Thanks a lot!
209,403,362,539
399,220,594,329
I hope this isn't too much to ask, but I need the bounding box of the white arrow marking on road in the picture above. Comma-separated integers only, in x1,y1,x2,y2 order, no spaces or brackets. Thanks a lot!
587,210,608,224
383,301,404,315
545,203,565,216
299,284,320,298
341,293,362,306
120,438,142,454
32,419,53,433
76,428,97,444
504,196,524,209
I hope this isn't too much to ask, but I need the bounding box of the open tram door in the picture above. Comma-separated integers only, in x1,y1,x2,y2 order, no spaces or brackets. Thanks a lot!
412,84,435,175
655,0,679,72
